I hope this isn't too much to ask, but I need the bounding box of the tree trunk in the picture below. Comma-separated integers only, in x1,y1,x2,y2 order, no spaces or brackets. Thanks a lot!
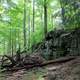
44,0,47,38
23,0,27,50
3,39,6,55
32,0,35,32
11,37,14,57
14,29,17,53
28,12,31,50
32,0,35,51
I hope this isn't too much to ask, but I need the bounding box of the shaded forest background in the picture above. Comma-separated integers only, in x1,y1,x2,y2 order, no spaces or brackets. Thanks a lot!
0,0,80,56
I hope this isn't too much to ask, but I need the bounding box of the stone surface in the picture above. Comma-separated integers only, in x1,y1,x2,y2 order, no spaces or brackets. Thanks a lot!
40,28,80,60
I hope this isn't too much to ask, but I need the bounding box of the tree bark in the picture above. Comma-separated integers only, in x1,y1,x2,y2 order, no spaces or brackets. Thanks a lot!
44,0,47,38
32,0,35,51
23,0,27,50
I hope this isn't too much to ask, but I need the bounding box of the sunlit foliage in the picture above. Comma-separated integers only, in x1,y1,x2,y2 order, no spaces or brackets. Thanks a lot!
0,0,79,55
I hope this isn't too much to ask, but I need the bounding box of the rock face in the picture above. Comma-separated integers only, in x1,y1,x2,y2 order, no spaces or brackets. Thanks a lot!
44,57,80,80
40,28,80,60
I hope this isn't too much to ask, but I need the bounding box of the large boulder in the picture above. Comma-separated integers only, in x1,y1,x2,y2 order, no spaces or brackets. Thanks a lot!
40,28,80,60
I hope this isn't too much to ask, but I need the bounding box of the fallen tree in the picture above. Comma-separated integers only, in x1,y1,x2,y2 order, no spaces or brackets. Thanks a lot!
0,54,76,72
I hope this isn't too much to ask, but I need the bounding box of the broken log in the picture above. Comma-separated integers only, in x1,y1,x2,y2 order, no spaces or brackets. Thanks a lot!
1,56,76,72
40,56,75,66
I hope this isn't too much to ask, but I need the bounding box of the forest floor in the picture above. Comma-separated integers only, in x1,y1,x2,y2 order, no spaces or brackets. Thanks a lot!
44,56,80,80
0,56,80,80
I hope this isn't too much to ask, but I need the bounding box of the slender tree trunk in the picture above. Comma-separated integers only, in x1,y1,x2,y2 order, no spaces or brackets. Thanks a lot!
23,0,27,50
44,0,47,38
32,0,35,51
18,28,20,50
3,40,5,55
51,15,53,28
28,12,31,50
32,0,35,32
11,38,14,57
7,29,11,54
10,29,12,55
40,6,44,39
11,29,14,57
14,29,17,53
7,40,10,54
59,0,65,25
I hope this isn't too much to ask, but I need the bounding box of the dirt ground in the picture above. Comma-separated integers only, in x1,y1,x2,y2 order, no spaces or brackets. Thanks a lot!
44,56,80,80
0,56,80,80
